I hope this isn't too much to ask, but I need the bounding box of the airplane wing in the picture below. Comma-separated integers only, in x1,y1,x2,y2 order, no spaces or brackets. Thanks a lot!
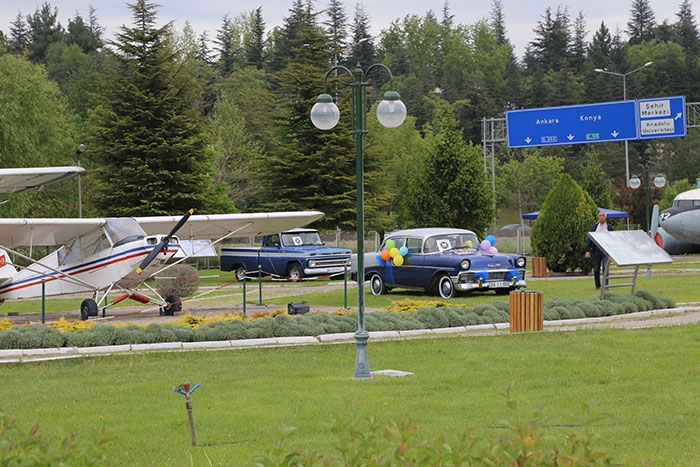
134,211,324,239
0,218,106,247
0,167,85,193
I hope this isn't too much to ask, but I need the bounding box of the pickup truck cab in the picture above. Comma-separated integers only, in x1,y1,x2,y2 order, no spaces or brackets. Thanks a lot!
220,229,351,280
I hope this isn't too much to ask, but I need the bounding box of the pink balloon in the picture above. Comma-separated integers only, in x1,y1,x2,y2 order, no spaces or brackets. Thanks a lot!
488,246,498,254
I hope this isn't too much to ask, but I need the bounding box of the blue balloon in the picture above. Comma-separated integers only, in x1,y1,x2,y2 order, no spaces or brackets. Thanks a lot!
376,253,383,262
399,246,408,256
486,235,496,246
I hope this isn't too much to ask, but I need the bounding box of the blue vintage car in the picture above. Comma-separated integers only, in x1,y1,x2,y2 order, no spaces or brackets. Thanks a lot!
360,228,527,298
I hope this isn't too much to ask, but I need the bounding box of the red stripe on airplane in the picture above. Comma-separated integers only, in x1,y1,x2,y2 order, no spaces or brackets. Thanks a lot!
0,248,178,296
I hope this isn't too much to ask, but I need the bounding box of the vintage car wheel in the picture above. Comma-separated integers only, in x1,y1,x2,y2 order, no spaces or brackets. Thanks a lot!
369,273,386,295
288,263,304,280
437,275,455,299
80,299,98,320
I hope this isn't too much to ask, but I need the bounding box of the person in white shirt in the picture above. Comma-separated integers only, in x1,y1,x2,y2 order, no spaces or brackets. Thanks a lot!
584,211,613,289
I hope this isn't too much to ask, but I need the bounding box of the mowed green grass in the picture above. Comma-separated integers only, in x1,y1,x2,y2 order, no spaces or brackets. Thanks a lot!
2,325,700,465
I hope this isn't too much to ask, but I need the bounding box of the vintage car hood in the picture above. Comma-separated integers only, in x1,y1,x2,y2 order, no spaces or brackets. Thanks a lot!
279,245,351,256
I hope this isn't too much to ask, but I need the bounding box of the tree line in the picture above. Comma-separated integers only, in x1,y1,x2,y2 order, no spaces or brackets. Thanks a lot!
0,0,698,235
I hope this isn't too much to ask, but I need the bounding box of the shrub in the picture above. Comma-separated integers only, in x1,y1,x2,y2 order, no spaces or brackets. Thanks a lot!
155,264,199,298
531,174,598,272
170,325,196,342
113,325,148,345
492,301,509,313
543,309,560,320
143,323,179,343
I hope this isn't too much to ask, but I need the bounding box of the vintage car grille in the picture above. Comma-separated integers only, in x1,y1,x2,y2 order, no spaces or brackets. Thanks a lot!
458,270,526,282
312,257,350,267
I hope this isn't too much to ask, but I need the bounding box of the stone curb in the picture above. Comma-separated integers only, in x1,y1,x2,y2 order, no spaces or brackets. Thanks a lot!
1,306,697,363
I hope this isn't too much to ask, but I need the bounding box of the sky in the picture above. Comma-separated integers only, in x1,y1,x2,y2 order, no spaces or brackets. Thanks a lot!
0,0,686,59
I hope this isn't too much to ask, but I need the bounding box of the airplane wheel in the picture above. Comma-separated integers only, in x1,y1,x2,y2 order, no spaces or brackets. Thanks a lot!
80,299,98,320
164,295,182,316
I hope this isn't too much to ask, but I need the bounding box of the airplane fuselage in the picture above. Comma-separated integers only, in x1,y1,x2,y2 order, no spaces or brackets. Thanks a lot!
0,236,178,301
659,188,700,245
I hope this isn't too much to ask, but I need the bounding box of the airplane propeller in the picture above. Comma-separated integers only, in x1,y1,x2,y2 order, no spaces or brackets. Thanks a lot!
136,208,194,274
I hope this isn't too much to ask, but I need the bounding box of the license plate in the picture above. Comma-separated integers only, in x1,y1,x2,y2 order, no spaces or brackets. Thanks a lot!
490,281,510,288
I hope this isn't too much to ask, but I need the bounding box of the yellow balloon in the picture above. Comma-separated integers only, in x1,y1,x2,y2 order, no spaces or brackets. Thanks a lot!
466,240,473,248
390,247,399,258
393,255,404,266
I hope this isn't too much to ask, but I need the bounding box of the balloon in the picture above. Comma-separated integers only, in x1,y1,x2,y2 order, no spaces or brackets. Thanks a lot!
390,247,399,258
465,240,473,248
486,235,496,246
381,249,391,261
393,255,404,266
386,240,396,250
488,246,498,254
399,246,408,256
480,240,491,251
376,253,383,262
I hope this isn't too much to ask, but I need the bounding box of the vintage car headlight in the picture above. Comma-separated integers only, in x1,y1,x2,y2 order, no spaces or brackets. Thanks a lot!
308,260,317,267
515,257,526,268
460,259,470,270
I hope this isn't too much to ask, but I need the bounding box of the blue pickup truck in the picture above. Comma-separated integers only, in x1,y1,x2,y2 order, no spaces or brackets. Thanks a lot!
220,229,352,280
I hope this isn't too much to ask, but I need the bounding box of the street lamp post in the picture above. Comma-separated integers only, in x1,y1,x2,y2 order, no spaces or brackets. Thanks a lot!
311,63,406,380
594,61,653,185
628,168,666,233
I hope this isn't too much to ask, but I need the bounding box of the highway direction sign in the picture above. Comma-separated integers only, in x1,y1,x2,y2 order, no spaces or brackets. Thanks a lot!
506,100,637,148
637,96,686,139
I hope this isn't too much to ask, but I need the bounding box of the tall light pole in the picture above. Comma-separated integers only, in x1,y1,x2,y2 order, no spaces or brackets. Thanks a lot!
594,61,653,185
311,63,406,379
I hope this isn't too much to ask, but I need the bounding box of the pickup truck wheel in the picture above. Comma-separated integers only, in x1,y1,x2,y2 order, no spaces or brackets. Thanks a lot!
369,273,386,295
235,265,247,281
438,275,455,299
288,263,303,281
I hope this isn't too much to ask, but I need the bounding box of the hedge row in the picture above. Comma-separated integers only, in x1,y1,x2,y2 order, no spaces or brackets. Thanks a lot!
0,291,675,350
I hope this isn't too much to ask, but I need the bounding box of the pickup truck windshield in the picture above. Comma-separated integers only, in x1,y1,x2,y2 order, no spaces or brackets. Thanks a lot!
281,231,323,247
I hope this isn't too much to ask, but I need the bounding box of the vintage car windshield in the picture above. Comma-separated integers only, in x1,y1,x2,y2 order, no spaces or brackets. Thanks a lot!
281,231,323,247
424,233,479,253
104,218,147,246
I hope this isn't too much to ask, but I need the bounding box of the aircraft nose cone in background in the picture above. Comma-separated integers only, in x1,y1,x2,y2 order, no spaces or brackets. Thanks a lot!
659,206,700,245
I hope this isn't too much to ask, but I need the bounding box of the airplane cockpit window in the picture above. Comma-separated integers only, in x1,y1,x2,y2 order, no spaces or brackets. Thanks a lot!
58,229,109,265
105,218,146,246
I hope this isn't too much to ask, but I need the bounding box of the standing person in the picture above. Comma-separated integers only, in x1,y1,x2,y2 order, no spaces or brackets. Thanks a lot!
585,211,613,289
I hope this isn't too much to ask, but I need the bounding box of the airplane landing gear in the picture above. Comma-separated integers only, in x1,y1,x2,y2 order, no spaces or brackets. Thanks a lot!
162,295,182,316
80,298,98,320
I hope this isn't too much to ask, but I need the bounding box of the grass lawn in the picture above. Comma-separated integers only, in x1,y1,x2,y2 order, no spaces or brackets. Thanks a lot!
2,325,700,465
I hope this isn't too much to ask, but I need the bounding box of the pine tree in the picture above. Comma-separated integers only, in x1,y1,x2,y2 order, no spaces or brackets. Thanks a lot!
586,22,615,102
8,12,31,55
260,2,356,229
570,11,588,74
88,0,230,216
26,2,65,63
627,0,656,45
66,11,103,53
674,0,700,56
325,0,347,66
347,2,375,67
405,103,494,236
244,7,266,69
266,0,305,73
215,14,242,76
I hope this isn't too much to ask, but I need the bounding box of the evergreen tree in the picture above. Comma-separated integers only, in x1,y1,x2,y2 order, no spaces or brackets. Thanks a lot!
260,2,356,229
88,0,230,216
674,0,700,56
404,102,494,236
8,12,31,55
490,0,507,46
243,7,266,69
215,14,242,76
579,152,612,209
531,174,598,273
570,11,588,74
266,0,305,73
627,0,656,45
325,0,347,66
347,2,375,67
586,22,615,102
66,11,103,53
526,6,571,73
26,2,65,63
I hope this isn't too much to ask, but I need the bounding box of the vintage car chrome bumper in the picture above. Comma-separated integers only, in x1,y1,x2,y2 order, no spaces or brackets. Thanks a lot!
304,266,347,275
454,268,527,291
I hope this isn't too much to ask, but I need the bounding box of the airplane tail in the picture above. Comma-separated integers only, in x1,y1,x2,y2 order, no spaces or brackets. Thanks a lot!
650,204,663,248
0,248,16,286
